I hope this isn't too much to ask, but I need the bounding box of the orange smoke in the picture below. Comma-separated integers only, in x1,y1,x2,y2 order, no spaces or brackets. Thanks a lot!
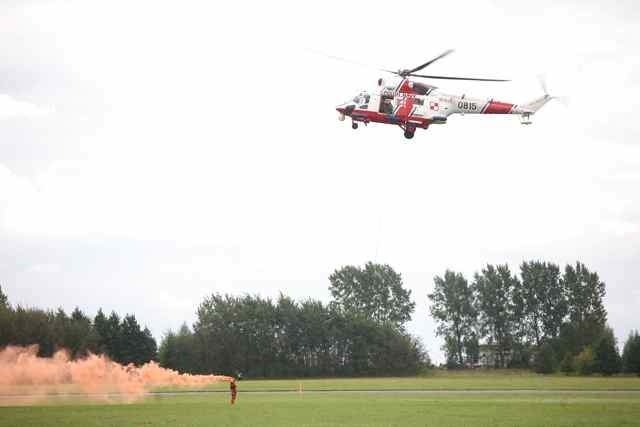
0,345,235,404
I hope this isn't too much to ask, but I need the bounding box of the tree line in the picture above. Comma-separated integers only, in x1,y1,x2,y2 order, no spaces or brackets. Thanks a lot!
428,261,640,375
0,286,156,366
159,263,426,377
2,259,639,377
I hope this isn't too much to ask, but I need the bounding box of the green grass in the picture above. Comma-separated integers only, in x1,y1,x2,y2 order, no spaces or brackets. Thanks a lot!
1,392,640,426
157,371,640,392
2,373,640,426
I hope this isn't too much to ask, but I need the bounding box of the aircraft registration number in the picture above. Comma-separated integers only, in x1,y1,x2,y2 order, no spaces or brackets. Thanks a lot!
457,101,478,111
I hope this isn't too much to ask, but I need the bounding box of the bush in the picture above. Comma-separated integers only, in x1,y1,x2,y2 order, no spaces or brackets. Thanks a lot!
534,342,557,374
574,346,596,375
560,352,574,375
508,344,533,369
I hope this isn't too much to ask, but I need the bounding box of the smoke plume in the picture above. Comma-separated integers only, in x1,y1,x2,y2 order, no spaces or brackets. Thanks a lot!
0,345,234,404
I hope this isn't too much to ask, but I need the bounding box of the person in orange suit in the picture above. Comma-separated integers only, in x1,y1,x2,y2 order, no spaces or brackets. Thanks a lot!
230,379,237,405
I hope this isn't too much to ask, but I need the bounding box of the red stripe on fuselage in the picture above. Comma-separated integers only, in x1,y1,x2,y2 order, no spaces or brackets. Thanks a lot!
483,101,514,114
396,95,415,118
397,80,414,94
392,82,416,118
350,109,430,128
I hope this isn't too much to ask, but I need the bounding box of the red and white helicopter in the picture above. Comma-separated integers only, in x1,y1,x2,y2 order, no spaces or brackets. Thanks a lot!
336,49,553,139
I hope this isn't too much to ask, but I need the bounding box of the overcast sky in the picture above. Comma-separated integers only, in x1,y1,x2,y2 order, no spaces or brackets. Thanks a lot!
1,0,639,363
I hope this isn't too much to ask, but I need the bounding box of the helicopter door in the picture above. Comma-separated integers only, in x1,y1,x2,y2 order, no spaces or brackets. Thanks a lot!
367,94,380,112
412,96,425,116
379,95,395,114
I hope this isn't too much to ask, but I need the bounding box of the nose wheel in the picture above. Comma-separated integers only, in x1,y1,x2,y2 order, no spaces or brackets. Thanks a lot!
352,122,358,130
402,124,416,139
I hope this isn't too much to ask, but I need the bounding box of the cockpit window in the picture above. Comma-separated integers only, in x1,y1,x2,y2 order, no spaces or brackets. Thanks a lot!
353,92,371,107
412,83,434,95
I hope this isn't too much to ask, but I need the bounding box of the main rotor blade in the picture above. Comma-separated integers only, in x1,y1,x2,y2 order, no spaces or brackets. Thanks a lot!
305,49,388,73
407,49,455,74
409,74,510,82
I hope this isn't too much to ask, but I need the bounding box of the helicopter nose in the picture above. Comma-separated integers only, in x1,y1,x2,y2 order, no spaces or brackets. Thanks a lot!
336,104,355,115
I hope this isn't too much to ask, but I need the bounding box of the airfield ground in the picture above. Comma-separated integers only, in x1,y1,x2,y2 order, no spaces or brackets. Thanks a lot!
1,372,639,426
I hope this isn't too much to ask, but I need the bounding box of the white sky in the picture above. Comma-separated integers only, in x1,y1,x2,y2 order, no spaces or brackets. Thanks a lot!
1,0,639,363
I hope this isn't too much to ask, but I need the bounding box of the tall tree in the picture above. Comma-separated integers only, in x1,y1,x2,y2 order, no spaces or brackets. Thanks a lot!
93,309,110,355
140,326,158,363
239,295,278,377
622,330,640,376
594,327,621,375
103,311,123,361
519,261,566,346
473,264,520,368
65,307,93,358
159,323,199,373
51,308,70,350
428,270,477,367
194,294,243,375
560,262,607,353
329,262,415,327
298,299,332,376
117,314,156,365
274,294,302,376
562,262,606,325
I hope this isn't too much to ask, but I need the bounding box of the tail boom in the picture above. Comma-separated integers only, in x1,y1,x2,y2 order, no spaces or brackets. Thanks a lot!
450,95,553,116
515,94,553,114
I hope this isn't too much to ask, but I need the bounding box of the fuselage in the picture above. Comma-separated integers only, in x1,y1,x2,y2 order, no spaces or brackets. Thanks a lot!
336,79,527,131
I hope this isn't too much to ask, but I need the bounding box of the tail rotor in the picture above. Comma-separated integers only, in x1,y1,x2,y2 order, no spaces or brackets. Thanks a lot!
537,74,549,97
519,75,566,124
537,74,569,106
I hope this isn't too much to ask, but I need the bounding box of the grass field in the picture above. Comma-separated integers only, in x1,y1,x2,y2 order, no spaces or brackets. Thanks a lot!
2,373,640,426
162,371,640,392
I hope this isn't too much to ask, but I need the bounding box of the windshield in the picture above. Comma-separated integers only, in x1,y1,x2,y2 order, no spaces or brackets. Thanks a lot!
352,92,370,107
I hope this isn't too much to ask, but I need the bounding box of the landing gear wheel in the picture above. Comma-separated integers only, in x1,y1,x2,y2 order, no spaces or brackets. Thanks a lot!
404,130,414,139
352,122,358,130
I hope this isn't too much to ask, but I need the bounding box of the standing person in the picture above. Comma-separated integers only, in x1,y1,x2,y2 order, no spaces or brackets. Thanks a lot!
229,379,238,405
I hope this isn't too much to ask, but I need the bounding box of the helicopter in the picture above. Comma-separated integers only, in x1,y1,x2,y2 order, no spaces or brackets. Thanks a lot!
336,49,553,139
